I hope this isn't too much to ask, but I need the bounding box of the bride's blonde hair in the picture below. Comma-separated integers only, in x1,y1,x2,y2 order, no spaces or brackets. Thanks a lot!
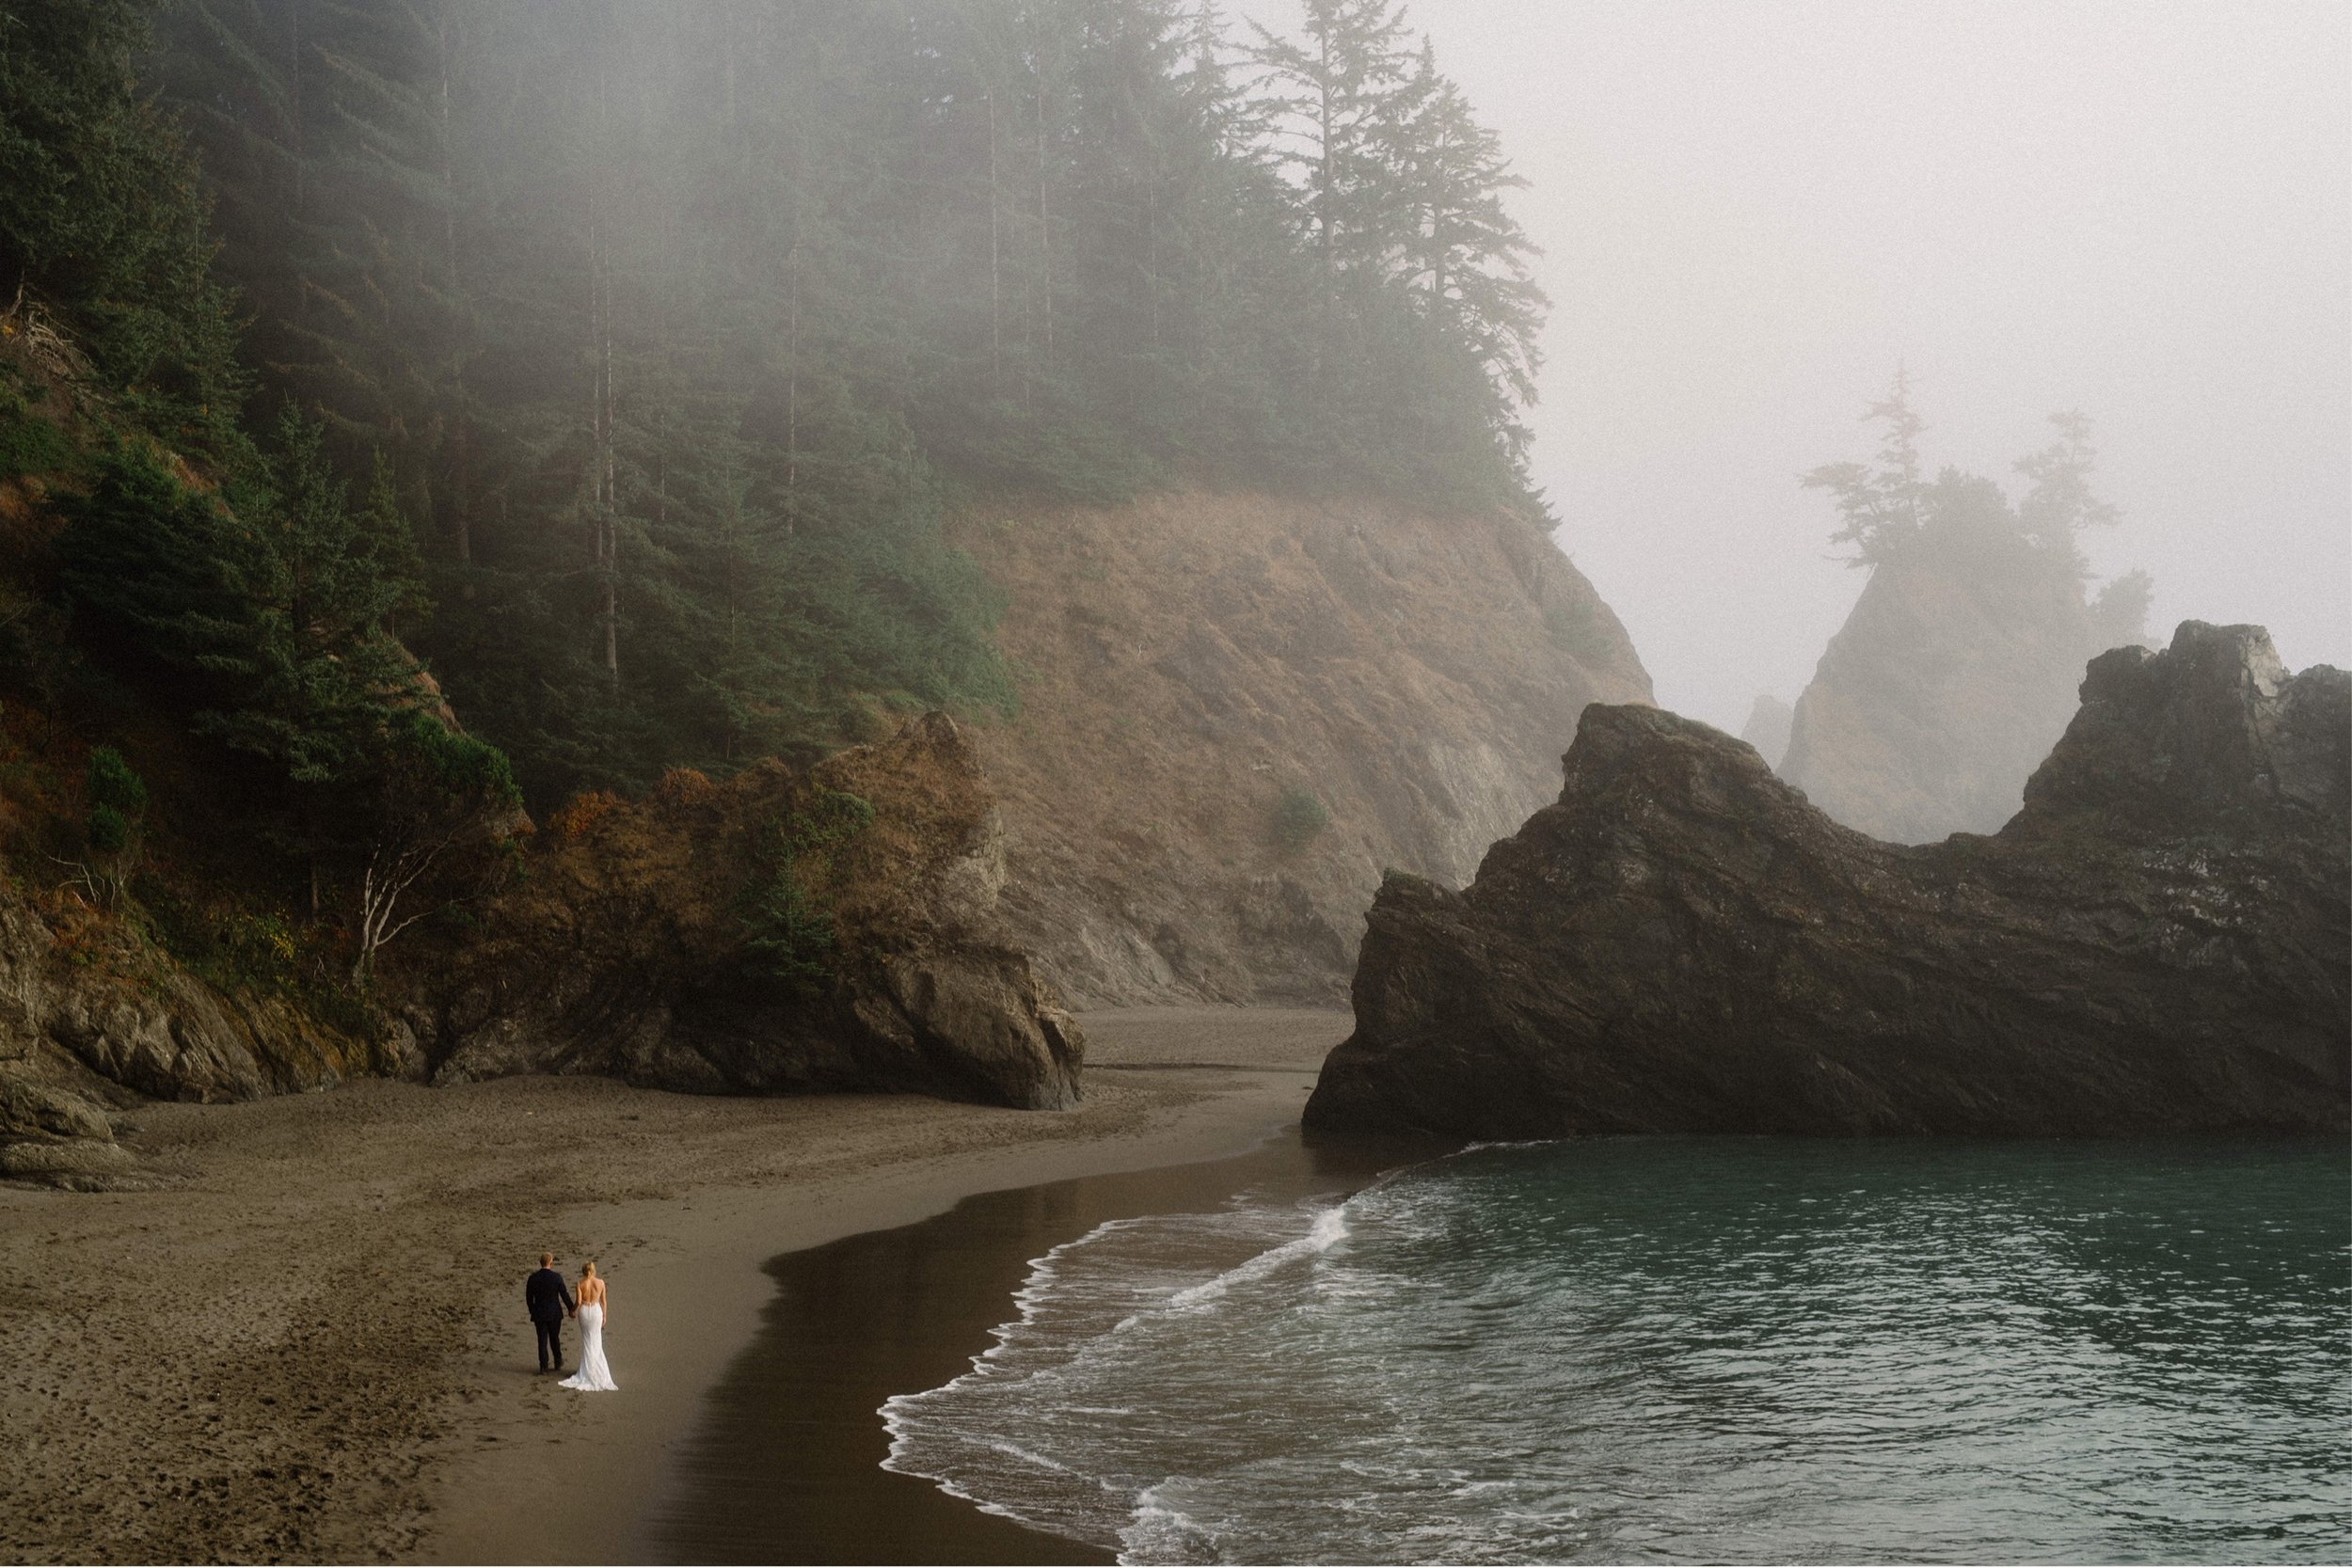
582,1259,596,1276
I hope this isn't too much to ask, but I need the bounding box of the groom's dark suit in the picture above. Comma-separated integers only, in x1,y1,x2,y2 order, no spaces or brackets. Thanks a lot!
526,1266,576,1372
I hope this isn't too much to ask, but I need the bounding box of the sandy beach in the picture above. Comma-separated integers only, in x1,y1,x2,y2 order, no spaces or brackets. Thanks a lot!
0,1006,1348,1565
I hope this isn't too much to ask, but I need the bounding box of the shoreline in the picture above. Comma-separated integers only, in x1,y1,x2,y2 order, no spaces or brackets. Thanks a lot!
422,1029,1336,1566
639,1124,1416,1564
0,1006,1348,1565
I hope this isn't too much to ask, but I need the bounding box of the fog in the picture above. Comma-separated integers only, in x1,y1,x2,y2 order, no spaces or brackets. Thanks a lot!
1322,0,2350,731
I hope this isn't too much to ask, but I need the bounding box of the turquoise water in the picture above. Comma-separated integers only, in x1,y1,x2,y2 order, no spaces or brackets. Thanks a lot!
882,1138,2351,1564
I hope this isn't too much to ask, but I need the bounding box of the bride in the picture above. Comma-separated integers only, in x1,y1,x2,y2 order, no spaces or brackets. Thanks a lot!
558,1261,619,1392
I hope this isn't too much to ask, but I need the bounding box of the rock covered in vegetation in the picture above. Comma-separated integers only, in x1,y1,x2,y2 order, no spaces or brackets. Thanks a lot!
960,492,1651,1006
1779,486,2150,842
1307,623,2349,1138
0,715,1079,1191
0,882,409,1190
410,713,1085,1110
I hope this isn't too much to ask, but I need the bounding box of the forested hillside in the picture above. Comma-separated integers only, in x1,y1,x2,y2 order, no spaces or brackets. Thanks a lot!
134,0,1549,802
0,0,1554,1069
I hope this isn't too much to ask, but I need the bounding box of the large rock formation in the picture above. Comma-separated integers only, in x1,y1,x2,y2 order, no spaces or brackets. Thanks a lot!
409,712,1083,1110
956,492,1651,1006
0,714,1082,1188
1780,492,2149,842
1307,623,2349,1138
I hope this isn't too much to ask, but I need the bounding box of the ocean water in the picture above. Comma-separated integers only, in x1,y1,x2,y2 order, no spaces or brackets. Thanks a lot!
882,1138,2351,1565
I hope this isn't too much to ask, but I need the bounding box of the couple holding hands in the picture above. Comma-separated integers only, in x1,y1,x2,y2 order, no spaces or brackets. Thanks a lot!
524,1252,619,1392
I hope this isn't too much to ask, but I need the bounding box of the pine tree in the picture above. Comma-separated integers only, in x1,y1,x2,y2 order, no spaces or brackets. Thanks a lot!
192,409,423,798
55,408,435,895
158,0,484,530
1803,365,1930,564
2090,567,2153,649
2014,410,2120,563
1402,50,1545,410
356,451,431,636
1245,0,1420,290
0,0,247,444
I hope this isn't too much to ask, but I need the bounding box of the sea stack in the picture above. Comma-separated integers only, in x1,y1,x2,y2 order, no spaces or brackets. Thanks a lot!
1777,484,2152,843
1306,622,2350,1138
1737,694,1794,770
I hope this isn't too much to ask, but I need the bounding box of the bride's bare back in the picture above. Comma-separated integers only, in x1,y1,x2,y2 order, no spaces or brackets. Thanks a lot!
559,1260,618,1391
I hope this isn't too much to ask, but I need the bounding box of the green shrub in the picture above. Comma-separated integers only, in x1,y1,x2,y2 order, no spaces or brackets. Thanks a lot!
741,877,837,998
87,803,129,853
777,787,875,858
0,404,72,481
1544,600,1615,665
739,788,876,999
87,746,148,816
83,747,147,856
434,905,483,936
1273,786,1328,852
228,911,295,974
399,709,520,810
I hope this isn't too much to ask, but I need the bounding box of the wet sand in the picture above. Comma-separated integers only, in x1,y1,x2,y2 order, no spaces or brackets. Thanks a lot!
638,1125,1427,1564
0,1006,1348,1565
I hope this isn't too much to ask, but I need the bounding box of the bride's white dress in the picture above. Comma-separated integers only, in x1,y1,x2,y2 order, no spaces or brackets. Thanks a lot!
560,1302,619,1391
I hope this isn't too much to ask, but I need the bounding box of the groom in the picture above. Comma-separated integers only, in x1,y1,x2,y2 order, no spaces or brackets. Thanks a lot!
525,1252,576,1374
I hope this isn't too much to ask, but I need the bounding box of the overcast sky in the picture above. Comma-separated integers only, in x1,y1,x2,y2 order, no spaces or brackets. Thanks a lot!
1373,0,2350,732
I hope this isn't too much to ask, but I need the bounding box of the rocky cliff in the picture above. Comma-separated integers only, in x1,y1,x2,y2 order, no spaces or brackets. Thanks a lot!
412,712,1082,1111
1307,622,2348,1139
0,714,1080,1188
0,887,404,1190
954,492,1651,1006
1780,502,2148,842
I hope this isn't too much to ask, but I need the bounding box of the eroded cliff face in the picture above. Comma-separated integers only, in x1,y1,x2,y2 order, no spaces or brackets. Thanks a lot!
954,492,1651,1006
1781,516,2146,842
1307,622,2349,1139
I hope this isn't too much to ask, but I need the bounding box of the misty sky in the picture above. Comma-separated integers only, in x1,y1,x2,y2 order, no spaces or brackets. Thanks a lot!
1347,0,2349,732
